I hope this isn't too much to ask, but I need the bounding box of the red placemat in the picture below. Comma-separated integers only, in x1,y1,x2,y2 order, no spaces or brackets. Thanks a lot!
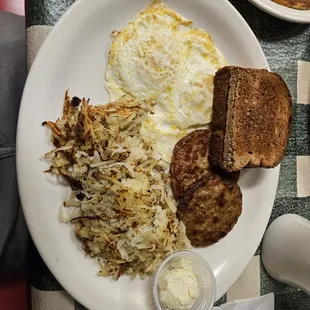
0,0,24,15
0,272,27,310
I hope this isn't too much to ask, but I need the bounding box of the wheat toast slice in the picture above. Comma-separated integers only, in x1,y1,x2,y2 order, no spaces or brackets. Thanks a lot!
209,66,292,172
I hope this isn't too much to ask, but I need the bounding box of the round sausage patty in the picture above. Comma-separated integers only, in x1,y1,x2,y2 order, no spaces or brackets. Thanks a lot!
170,130,211,200
177,174,242,247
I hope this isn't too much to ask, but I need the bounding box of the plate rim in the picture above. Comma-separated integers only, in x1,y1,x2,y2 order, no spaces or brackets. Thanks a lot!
17,0,277,309
249,0,310,23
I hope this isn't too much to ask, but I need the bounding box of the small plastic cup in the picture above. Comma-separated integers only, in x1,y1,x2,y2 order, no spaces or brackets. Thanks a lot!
152,251,216,310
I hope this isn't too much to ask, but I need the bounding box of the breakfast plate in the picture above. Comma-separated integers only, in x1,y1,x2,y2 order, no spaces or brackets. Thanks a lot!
249,0,310,23
17,0,279,309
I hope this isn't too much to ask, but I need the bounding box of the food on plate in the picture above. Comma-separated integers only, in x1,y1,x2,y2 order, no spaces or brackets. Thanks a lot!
170,129,242,246
42,0,293,281
170,129,240,202
272,0,310,10
211,167,240,184
170,130,211,200
177,174,242,247
105,0,226,162
169,127,243,248
209,66,292,173
43,92,190,280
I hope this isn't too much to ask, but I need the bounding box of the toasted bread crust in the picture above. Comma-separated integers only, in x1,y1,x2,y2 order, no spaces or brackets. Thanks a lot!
170,130,211,199
177,174,242,247
209,66,292,172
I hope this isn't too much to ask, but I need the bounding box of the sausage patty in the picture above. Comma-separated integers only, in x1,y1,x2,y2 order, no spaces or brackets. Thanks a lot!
177,174,242,247
170,130,211,200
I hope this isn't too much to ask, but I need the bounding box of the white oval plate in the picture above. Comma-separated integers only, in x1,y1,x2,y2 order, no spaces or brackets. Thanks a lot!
17,0,278,309
249,0,310,23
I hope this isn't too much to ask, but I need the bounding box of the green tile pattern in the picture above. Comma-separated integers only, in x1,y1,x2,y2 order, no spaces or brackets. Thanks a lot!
26,0,75,27
214,295,227,306
261,269,310,310
296,105,310,155
275,156,297,199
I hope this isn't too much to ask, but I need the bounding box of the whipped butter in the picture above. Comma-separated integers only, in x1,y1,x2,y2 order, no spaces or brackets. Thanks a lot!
158,258,200,310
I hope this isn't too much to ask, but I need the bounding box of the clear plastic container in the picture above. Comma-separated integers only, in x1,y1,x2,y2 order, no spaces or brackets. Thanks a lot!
152,251,216,310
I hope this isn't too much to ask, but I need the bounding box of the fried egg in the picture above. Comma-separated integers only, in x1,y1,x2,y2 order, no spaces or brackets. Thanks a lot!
105,0,226,162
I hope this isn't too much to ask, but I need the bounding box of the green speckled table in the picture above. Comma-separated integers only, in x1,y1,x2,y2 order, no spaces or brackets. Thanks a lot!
25,0,310,309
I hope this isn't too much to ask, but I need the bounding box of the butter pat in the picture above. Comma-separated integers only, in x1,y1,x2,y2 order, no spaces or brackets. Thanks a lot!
158,258,201,310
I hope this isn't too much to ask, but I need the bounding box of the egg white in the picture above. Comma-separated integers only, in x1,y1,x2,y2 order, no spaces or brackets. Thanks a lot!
105,0,227,162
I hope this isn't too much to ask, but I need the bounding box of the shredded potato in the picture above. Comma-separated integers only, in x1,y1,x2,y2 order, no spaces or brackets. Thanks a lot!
43,92,190,280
